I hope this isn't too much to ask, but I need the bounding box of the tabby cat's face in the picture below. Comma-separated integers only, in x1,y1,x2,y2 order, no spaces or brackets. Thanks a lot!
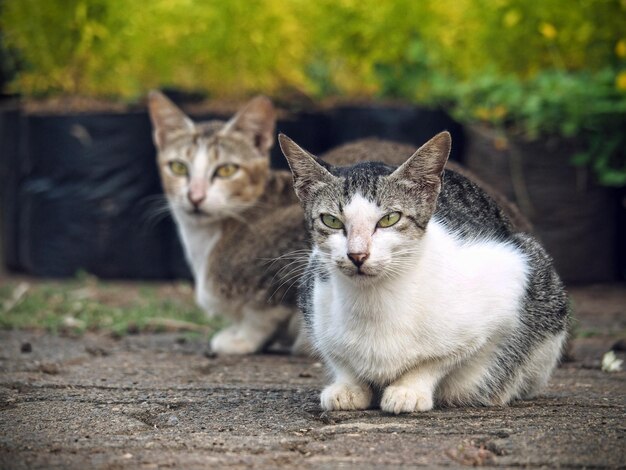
148,92,275,223
280,133,451,282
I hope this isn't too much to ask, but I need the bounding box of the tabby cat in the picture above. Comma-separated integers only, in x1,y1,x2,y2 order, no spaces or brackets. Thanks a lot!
148,91,308,354
280,131,568,413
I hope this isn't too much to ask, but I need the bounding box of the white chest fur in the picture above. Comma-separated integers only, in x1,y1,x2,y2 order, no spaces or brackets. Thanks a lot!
173,210,223,316
311,220,529,386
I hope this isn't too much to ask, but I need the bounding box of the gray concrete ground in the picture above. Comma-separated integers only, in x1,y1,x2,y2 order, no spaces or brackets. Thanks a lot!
1,284,625,469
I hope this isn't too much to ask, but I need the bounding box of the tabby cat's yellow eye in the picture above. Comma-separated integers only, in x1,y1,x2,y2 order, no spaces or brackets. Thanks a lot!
215,163,239,178
378,212,401,228
168,161,188,177
321,214,344,230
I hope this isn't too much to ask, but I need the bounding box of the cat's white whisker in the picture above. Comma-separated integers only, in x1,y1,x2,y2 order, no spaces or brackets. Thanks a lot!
273,258,310,278
259,249,312,267
270,261,309,286
270,263,329,302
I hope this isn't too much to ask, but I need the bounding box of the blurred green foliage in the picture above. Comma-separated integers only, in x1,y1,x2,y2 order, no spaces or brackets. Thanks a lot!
1,0,625,184
0,276,222,336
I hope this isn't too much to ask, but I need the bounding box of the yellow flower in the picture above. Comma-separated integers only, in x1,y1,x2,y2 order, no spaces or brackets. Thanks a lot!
616,71,626,91
474,107,491,121
474,106,508,122
503,10,521,28
616,40,626,58
539,22,557,40
492,105,508,120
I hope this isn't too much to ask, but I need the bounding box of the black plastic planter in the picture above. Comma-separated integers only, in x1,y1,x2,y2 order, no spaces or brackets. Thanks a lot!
0,106,20,272
5,110,189,278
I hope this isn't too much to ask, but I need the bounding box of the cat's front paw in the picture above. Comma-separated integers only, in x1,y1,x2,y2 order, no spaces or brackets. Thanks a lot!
320,383,372,411
381,386,434,414
210,326,260,355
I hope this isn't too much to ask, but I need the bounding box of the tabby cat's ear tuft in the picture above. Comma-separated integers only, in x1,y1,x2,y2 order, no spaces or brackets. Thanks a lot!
147,90,195,150
221,96,276,154
390,131,451,191
279,134,334,202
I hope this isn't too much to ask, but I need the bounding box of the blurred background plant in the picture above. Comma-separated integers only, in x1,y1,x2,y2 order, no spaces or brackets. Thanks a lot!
1,0,625,184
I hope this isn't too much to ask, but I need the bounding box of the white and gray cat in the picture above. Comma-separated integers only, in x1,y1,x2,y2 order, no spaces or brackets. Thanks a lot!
279,131,569,413
148,91,309,355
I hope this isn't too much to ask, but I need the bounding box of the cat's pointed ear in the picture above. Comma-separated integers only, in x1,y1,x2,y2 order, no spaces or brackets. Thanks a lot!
390,131,451,191
279,134,334,202
148,90,195,150
221,96,276,154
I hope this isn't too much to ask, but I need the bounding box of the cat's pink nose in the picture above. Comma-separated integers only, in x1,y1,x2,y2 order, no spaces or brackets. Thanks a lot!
187,190,205,207
348,252,369,267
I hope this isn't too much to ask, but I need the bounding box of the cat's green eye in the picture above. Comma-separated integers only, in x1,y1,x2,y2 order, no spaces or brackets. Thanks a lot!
321,214,344,230
215,163,239,178
169,161,188,177
378,212,401,228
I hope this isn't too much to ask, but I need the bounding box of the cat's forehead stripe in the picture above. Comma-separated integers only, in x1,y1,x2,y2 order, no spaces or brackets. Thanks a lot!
335,161,394,202
341,171,379,201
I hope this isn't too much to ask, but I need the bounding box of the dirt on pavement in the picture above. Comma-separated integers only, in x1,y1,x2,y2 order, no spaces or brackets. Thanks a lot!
0,284,625,469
